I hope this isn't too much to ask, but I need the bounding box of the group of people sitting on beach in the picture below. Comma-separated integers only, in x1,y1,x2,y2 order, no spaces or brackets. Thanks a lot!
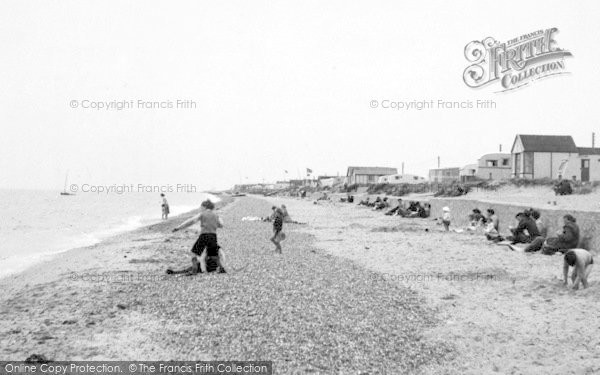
441,205,593,289
356,196,431,218
163,194,593,290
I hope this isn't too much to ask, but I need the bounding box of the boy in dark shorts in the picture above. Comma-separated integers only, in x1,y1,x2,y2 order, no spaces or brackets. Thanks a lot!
172,199,227,273
270,206,285,254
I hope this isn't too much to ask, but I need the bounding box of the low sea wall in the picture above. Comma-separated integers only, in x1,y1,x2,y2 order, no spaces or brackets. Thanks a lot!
428,198,598,253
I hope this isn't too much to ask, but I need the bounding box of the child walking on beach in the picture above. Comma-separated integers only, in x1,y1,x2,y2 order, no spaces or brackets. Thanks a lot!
172,199,227,273
442,207,451,232
270,206,286,254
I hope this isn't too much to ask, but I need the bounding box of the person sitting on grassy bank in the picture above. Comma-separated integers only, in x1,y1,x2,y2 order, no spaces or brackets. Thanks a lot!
563,248,594,290
542,214,580,255
170,200,227,274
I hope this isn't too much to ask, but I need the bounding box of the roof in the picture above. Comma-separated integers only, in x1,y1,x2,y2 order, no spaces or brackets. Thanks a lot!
577,147,600,155
514,135,578,153
479,153,511,160
346,166,398,176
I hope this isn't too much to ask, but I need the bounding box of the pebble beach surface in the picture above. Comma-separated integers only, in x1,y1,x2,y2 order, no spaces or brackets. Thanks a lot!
0,197,451,374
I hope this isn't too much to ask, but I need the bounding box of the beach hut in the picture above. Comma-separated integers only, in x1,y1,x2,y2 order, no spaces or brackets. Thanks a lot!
509,134,600,181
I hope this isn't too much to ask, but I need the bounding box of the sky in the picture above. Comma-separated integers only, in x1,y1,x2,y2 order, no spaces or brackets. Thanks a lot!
1,1,599,191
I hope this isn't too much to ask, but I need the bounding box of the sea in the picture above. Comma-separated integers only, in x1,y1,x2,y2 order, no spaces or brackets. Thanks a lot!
0,189,218,279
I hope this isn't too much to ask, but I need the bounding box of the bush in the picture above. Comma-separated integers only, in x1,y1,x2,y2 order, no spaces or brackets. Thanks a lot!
366,183,429,197
434,183,471,197
508,178,555,187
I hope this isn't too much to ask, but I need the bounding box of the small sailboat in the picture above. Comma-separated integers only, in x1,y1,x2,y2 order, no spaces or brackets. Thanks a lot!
60,171,75,196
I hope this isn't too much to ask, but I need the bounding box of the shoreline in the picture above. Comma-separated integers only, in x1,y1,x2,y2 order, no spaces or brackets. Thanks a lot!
0,194,224,283
2,193,598,373
0,196,450,373
0,196,231,297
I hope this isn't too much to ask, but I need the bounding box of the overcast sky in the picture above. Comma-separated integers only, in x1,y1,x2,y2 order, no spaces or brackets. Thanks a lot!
1,1,599,190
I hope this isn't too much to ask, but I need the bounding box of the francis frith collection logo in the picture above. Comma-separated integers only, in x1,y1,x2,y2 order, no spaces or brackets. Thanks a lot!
463,28,572,92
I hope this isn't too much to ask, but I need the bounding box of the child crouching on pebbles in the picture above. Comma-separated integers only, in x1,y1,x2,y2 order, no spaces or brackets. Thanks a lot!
171,199,228,274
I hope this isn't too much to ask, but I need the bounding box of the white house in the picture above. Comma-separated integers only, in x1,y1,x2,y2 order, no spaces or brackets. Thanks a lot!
378,174,427,184
459,164,478,182
476,153,511,180
511,134,600,181
346,166,398,185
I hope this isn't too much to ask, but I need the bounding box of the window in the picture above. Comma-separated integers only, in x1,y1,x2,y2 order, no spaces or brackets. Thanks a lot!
486,160,498,167
524,152,534,174
502,158,509,166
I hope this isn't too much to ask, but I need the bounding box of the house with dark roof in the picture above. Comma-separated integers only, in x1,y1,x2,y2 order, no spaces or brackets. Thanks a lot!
511,134,600,181
346,166,398,185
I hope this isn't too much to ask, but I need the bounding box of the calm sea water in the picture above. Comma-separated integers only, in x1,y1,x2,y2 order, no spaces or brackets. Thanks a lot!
0,189,217,278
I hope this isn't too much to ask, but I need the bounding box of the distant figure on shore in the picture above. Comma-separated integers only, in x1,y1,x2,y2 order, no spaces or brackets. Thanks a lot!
171,200,227,273
442,206,451,231
542,214,580,255
161,193,170,220
563,249,594,290
270,206,286,254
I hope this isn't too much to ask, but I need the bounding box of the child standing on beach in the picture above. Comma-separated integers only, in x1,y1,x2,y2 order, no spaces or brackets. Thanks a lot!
442,207,451,232
270,206,285,254
172,200,227,273
161,193,170,220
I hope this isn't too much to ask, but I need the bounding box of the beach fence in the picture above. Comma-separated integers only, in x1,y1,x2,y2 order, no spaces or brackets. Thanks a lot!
428,198,599,253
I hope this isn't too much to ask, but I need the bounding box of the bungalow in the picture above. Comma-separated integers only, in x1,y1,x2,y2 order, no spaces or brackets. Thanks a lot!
459,164,478,182
346,166,398,185
428,167,460,183
562,147,600,181
378,174,427,184
511,135,576,179
511,134,600,181
476,153,511,180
